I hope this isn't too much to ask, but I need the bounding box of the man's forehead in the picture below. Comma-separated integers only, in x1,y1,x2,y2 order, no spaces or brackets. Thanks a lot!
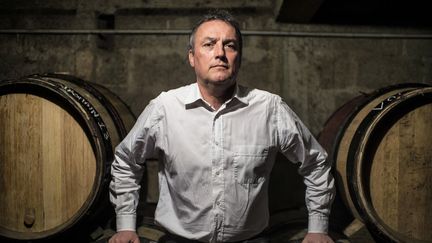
195,20,237,39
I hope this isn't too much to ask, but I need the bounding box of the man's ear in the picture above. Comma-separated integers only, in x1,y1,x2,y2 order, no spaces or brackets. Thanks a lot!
188,50,195,67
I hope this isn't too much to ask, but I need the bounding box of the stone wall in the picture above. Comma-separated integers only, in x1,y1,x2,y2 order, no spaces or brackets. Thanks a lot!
1,0,431,135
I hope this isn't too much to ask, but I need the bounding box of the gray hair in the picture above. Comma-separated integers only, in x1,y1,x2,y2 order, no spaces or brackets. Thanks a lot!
188,9,243,57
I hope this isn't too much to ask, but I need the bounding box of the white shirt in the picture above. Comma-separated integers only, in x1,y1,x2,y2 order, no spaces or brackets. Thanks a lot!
109,83,335,242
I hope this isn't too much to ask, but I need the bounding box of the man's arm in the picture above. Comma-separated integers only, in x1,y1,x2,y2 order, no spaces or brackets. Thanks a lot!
109,99,161,242
276,98,336,235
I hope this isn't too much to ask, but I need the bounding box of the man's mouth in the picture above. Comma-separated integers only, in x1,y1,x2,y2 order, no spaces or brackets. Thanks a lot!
211,64,229,69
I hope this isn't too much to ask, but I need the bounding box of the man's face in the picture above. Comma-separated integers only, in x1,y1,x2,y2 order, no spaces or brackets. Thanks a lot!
188,20,240,88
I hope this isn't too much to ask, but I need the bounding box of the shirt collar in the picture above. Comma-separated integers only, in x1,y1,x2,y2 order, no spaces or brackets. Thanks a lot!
184,83,249,110
184,82,204,105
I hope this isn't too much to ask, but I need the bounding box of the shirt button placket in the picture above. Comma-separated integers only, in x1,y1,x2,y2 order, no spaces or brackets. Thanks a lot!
212,114,224,242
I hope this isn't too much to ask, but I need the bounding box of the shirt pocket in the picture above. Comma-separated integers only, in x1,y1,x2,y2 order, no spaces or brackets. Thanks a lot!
233,145,270,186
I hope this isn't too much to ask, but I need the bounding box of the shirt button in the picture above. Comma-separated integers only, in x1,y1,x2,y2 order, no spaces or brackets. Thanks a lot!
216,201,221,206
215,171,220,176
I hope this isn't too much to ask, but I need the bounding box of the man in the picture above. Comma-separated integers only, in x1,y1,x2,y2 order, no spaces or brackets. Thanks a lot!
109,10,335,243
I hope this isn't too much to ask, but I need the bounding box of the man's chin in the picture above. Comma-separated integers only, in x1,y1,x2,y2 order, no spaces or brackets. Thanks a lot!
207,79,235,88
208,76,236,85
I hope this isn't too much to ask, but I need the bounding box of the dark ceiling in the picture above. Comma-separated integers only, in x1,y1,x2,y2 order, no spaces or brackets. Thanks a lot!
276,0,432,27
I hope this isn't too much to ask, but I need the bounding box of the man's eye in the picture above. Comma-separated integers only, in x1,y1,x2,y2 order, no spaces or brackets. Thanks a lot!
203,43,213,47
225,44,237,50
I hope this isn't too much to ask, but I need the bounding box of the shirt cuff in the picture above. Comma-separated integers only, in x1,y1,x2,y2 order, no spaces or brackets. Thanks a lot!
308,216,329,233
116,214,137,232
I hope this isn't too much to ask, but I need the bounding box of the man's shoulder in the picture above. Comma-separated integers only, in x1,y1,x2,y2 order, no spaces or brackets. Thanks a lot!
238,84,281,103
155,83,195,102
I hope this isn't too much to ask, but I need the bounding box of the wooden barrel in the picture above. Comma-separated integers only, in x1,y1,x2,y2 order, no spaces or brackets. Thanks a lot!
318,83,432,243
0,73,136,241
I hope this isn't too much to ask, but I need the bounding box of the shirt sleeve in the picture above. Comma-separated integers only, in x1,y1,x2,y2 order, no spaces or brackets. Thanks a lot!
109,98,162,232
276,98,335,233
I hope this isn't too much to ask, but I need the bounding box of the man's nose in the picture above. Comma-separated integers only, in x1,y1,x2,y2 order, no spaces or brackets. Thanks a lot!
214,42,225,58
